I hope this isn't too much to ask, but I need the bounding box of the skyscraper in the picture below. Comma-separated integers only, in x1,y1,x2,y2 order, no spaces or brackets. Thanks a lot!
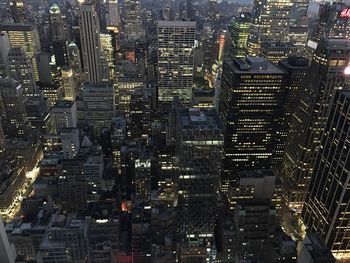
8,47,37,97
0,24,41,81
158,20,196,104
176,108,223,237
279,39,350,212
0,216,16,263
79,2,103,84
302,90,350,257
50,4,68,67
229,14,251,58
247,0,292,56
124,0,145,40
0,32,10,77
10,0,26,23
107,0,120,30
219,57,287,191
0,77,29,138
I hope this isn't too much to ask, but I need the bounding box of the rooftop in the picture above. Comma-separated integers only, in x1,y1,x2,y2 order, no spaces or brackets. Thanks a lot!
178,108,222,131
227,56,284,74
237,169,275,179
53,100,75,109
158,20,196,27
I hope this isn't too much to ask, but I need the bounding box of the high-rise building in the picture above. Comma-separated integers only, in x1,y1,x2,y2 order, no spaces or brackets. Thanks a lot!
158,20,196,104
115,60,143,116
234,200,277,260
312,2,350,42
279,39,350,212
0,217,16,263
49,4,66,42
51,100,78,135
176,108,223,237
8,47,37,97
62,67,77,101
79,2,103,84
100,33,115,81
302,90,350,258
10,0,26,23
229,14,250,58
288,0,308,51
297,234,335,263
0,32,10,77
305,3,350,60
247,0,292,56
219,57,287,190
0,77,29,138
124,0,145,40
58,159,87,212
278,56,308,134
78,83,115,134
260,42,298,65
67,41,82,75
38,215,89,262
0,24,41,81
0,118,5,154
107,0,120,30
50,4,68,67
208,0,219,24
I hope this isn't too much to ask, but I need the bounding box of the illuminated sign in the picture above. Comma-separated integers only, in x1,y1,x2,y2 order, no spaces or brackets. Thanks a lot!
339,8,350,18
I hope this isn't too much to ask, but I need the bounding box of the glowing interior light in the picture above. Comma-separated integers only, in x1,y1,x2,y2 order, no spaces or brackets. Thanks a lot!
344,66,350,75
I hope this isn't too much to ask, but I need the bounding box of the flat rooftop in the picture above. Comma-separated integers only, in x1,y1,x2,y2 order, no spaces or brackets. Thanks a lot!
227,56,285,74
237,169,275,179
53,100,75,109
178,108,222,130
158,20,196,28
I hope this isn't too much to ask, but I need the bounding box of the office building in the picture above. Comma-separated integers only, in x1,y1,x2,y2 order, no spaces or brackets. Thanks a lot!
0,32,10,77
8,47,37,97
0,24,41,81
50,4,68,66
115,60,143,116
88,200,120,262
280,39,350,212
0,77,29,138
79,2,103,84
0,217,16,263
297,234,335,263
312,2,350,42
302,91,350,257
38,215,89,262
260,42,298,65
176,108,223,237
82,150,104,202
58,159,87,212
229,14,251,58
100,33,115,81
278,56,309,130
247,0,292,56
228,169,277,210
234,200,277,261
124,0,145,40
62,67,77,101
78,83,115,134
0,118,5,154
61,128,80,159
158,20,196,104
51,100,78,134
10,0,26,23
107,0,120,30
67,41,82,77
0,153,25,217
219,57,287,190
49,4,66,42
